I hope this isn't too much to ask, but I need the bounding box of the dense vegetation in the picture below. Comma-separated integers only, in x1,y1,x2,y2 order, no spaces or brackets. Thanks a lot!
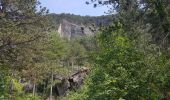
0,0,170,100
68,0,170,100
0,0,91,99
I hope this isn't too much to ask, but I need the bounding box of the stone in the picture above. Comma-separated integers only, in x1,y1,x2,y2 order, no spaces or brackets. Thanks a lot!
58,19,94,40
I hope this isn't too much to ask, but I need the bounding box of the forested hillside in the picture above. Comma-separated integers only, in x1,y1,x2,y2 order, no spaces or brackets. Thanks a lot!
0,0,170,100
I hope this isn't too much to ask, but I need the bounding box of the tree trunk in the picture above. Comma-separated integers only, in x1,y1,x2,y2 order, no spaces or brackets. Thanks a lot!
71,58,74,70
32,83,36,97
50,71,53,100
9,71,14,99
42,83,46,99
9,79,14,99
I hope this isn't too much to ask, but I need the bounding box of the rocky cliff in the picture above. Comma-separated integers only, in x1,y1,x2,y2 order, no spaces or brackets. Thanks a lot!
58,19,95,40
47,13,114,39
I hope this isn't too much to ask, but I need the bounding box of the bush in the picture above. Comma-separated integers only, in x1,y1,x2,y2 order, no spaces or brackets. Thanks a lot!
69,23,170,100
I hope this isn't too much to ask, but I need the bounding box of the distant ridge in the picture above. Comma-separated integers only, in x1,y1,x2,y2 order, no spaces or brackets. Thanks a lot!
48,13,113,28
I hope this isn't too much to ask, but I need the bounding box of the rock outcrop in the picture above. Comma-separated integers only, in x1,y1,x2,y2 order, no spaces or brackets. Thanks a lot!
54,67,89,96
21,67,89,99
58,19,94,40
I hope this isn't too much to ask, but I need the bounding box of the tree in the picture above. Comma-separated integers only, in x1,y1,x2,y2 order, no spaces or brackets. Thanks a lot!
67,39,87,68
42,32,69,99
70,22,170,100
0,0,50,69
86,0,170,48
0,0,51,98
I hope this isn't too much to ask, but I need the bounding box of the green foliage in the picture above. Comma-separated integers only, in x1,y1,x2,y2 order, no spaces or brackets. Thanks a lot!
42,32,71,74
43,32,68,60
16,93,41,100
0,73,31,100
0,0,51,98
0,0,50,68
70,22,170,100
0,73,8,99
68,39,86,58
1,0,170,99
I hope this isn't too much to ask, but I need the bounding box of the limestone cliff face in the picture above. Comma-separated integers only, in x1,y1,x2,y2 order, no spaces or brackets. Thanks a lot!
58,19,94,40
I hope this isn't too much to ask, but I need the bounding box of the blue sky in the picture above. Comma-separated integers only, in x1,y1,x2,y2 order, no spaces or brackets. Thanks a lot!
39,0,109,16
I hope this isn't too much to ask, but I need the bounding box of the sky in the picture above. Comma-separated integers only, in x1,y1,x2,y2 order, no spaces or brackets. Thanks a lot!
39,0,109,16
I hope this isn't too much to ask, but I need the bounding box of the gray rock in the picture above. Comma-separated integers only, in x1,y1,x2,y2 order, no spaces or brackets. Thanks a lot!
58,19,94,40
